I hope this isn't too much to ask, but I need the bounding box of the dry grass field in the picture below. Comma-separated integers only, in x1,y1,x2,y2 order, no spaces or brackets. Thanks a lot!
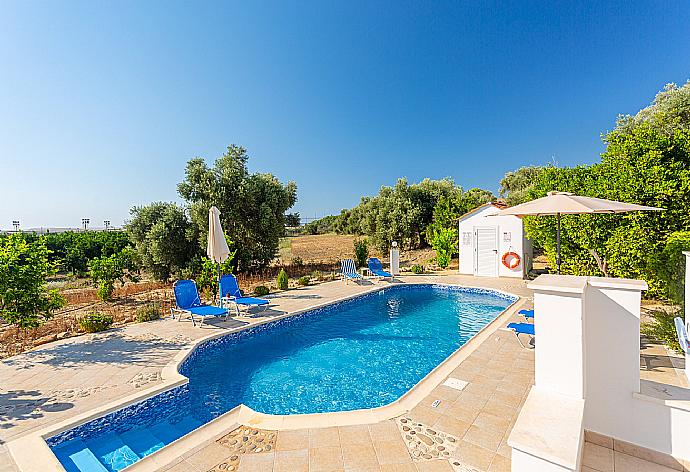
276,233,447,269
277,234,379,264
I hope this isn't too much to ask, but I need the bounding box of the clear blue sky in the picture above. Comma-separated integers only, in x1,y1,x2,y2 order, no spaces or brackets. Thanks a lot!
1,1,689,229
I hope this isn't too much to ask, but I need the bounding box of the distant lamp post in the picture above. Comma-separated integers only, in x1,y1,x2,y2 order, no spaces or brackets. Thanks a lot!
12,220,19,232
82,218,90,231
104,220,111,231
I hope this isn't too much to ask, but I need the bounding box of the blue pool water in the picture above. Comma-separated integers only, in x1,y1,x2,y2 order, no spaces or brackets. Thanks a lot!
48,284,514,472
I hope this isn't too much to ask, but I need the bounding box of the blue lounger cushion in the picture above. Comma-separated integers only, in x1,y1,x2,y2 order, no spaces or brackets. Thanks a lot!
234,296,269,306
219,274,269,307
507,322,535,336
188,305,228,316
368,258,392,278
173,279,228,326
519,309,535,319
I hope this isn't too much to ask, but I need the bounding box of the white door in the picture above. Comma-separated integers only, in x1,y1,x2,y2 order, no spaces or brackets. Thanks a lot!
474,226,498,277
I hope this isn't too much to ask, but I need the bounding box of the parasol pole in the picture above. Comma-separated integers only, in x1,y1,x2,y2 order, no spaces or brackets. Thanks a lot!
556,213,561,274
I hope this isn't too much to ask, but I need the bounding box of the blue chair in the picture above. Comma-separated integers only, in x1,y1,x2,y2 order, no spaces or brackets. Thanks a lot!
340,259,363,283
507,322,535,348
674,317,689,354
172,279,228,327
519,309,535,320
367,257,393,281
219,274,269,315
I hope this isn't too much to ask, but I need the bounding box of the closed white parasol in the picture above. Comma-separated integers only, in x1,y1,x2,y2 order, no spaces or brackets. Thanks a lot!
207,206,230,264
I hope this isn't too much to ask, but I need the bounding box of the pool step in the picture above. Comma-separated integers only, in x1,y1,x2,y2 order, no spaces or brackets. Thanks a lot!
52,416,204,472
172,415,204,435
52,438,108,472
119,427,166,458
85,432,139,472
147,420,185,445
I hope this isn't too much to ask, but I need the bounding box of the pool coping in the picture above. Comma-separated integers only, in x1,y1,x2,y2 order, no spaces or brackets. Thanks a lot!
7,281,526,472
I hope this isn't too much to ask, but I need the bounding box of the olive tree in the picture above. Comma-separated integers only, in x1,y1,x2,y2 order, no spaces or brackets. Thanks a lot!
177,145,297,272
126,202,199,281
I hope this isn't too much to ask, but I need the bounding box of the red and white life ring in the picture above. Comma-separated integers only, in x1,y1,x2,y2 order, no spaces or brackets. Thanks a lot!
502,251,521,270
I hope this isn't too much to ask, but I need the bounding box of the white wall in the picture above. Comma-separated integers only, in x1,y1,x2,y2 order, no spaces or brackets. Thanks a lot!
458,205,530,278
513,274,690,471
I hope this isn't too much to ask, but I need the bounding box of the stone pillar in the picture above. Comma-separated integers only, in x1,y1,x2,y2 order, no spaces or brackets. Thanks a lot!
582,277,647,438
389,242,400,276
510,274,647,472
528,274,588,398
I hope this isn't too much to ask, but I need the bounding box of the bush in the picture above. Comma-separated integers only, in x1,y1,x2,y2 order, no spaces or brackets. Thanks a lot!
430,226,457,269
79,312,114,333
411,264,424,274
253,285,270,296
135,303,160,323
276,269,289,290
297,276,310,286
653,231,690,304
0,234,65,329
641,308,683,353
354,239,369,268
88,247,139,301
291,256,304,267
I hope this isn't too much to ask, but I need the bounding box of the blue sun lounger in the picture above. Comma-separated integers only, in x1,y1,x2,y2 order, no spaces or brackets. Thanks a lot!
507,322,535,348
172,279,228,327
519,309,535,320
219,274,269,315
340,259,363,283
367,257,393,281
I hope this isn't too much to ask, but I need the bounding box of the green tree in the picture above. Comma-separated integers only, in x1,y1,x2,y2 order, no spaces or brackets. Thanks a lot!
0,234,65,329
177,145,297,272
499,166,544,206
341,178,493,252
522,81,690,298
44,231,130,275
88,247,140,301
652,232,690,305
353,239,369,268
285,213,301,227
425,196,460,268
126,202,199,281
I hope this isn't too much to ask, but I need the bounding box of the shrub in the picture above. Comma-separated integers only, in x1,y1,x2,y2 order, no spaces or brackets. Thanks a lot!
291,256,304,267
653,231,690,304
354,239,369,268
411,264,424,274
254,285,270,296
79,312,114,333
641,308,682,353
430,226,457,269
135,303,160,323
0,234,65,329
297,276,310,286
276,269,289,290
88,247,139,301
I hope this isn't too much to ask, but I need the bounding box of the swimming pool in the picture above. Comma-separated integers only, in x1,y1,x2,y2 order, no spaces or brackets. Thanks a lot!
48,284,515,472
